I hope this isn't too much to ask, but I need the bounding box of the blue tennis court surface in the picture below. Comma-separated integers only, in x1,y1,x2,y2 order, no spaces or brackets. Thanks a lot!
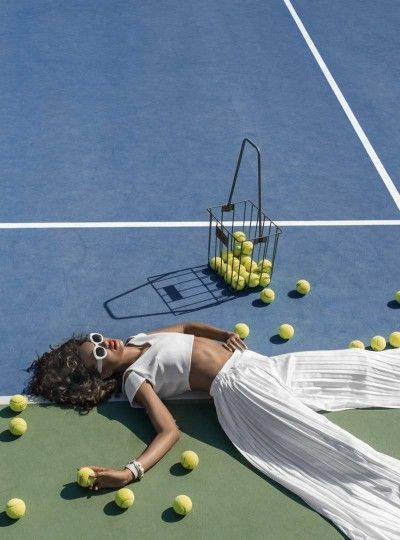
0,0,399,397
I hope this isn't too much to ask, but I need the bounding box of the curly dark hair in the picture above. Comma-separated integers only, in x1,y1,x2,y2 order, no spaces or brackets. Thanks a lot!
23,333,127,415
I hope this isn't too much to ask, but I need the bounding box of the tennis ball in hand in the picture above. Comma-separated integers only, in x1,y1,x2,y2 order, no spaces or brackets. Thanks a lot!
233,231,246,243
9,394,28,412
173,495,193,516
77,467,95,488
9,417,27,436
395,291,400,304
259,273,271,287
6,498,26,519
389,332,400,347
370,336,386,351
115,488,135,509
181,450,199,470
257,259,272,274
260,288,275,304
296,280,311,295
241,241,253,255
234,323,250,339
279,324,294,340
349,340,365,349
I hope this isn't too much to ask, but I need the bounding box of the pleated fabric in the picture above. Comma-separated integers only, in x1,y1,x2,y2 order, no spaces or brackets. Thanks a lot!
209,348,400,540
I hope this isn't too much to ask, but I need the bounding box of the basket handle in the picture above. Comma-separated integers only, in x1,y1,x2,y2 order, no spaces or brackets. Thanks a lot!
224,138,263,238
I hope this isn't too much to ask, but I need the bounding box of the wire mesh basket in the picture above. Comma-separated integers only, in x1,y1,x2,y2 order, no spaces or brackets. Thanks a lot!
207,138,282,291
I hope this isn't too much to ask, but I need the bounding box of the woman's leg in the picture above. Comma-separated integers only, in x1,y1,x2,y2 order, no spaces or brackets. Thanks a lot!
268,347,400,412
210,350,400,540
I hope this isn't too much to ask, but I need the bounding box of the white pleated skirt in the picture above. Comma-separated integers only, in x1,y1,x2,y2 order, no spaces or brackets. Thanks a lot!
209,347,400,540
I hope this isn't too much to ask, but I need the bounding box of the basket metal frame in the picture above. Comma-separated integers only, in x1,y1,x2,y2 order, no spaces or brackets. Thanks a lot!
207,138,282,290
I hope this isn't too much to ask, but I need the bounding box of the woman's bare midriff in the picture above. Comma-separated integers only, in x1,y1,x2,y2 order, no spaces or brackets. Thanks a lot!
188,336,235,393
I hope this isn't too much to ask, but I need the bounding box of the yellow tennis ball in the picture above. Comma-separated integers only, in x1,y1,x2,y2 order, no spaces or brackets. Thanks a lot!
234,323,250,339
210,256,224,272
241,241,253,255
259,273,271,287
9,394,28,412
260,288,275,304
220,248,234,263
348,340,365,349
115,488,135,509
218,261,227,275
257,259,272,274
248,272,260,287
237,265,248,278
395,291,400,304
181,450,199,470
370,335,386,351
77,467,95,488
229,257,241,272
173,495,193,516
233,245,241,257
279,324,294,340
232,274,246,291
389,332,400,348
296,279,311,295
6,498,26,519
233,231,246,242
9,417,27,436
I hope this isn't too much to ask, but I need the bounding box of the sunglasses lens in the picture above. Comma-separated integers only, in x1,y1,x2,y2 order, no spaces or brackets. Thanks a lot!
95,346,106,357
92,333,103,343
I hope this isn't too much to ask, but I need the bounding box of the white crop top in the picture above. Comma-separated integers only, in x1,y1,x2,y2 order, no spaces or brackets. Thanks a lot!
122,332,195,406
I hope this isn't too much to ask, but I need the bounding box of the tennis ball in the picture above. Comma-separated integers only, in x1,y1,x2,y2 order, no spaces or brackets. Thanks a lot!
77,467,95,488
237,265,248,278
234,323,250,339
232,274,246,291
229,257,241,272
260,288,275,304
233,244,243,257
220,249,234,263
247,272,260,287
115,488,135,509
279,324,294,340
389,331,400,348
233,231,246,243
259,273,271,287
218,262,227,275
9,417,27,436
224,268,238,286
9,394,28,412
210,256,224,273
296,280,310,295
349,340,365,349
173,495,193,516
370,336,386,351
181,450,199,470
257,259,272,274
6,498,26,519
395,291,400,304
241,241,253,255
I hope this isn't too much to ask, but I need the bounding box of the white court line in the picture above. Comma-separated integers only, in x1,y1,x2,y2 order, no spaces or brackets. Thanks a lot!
283,0,400,212
0,393,212,408
0,220,399,229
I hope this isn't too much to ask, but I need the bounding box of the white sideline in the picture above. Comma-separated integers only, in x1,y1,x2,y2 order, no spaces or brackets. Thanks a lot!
283,0,400,212
0,220,399,229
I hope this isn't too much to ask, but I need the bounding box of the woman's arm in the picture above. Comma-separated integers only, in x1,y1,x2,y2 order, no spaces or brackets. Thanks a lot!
125,430,180,483
185,321,230,342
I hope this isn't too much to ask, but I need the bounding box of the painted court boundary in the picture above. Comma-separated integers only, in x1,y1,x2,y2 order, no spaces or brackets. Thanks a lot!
284,0,400,212
0,220,399,229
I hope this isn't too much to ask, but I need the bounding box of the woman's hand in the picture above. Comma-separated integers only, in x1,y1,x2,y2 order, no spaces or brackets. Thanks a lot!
80,466,133,491
223,332,248,353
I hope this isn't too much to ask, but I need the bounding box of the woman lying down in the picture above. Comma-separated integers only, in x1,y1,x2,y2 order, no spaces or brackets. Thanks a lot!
24,320,400,540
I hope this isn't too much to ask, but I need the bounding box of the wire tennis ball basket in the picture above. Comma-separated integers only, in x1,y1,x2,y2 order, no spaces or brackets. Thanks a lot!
207,138,282,292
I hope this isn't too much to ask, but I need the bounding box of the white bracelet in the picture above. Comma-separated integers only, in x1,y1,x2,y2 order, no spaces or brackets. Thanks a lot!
125,460,144,481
